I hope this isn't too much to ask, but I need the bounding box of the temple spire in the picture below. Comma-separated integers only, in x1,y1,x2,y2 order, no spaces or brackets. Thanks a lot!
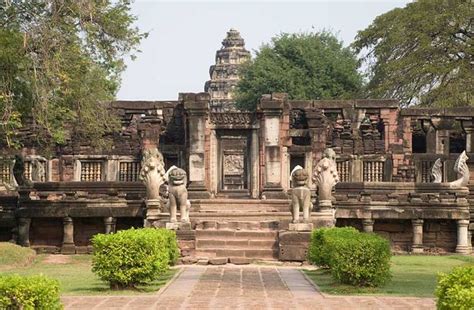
204,28,251,111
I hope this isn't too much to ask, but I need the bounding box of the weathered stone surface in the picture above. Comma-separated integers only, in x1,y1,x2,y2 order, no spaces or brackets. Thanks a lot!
209,257,228,265
229,257,251,265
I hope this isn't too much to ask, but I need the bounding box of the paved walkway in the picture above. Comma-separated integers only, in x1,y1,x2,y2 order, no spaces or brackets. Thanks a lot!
62,266,435,309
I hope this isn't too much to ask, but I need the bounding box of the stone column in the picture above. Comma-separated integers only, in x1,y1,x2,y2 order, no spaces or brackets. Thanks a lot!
250,129,260,198
411,219,424,253
421,119,437,154
461,120,474,153
362,219,374,233
17,218,31,247
183,93,211,199
430,117,455,155
260,93,287,199
61,216,75,254
104,217,115,234
456,219,470,254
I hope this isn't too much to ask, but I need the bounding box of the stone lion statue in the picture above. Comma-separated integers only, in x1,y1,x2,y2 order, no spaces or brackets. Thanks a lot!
167,167,190,223
290,167,312,223
139,147,166,200
312,148,339,205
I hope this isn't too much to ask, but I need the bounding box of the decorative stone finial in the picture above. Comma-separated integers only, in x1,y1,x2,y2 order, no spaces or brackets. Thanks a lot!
431,158,443,183
450,151,470,187
312,148,339,208
139,147,166,200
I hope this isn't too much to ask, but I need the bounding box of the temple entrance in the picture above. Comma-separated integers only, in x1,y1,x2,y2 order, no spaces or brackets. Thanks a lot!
217,130,251,197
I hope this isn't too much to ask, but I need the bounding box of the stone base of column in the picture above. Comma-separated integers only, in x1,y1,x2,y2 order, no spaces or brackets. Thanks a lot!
411,245,424,254
288,223,314,231
262,186,288,199
166,222,192,231
61,243,76,254
312,210,336,228
455,245,471,255
188,183,211,199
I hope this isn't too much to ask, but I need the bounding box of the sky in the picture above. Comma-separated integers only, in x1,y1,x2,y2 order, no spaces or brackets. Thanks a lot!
117,0,410,100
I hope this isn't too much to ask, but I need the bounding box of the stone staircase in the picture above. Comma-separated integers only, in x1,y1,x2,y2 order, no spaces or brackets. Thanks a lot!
195,220,280,261
187,199,290,261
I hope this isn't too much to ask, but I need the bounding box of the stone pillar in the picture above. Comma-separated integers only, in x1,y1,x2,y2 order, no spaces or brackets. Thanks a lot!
17,218,31,247
183,93,211,199
362,219,374,233
421,120,437,154
250,129,260,198
61,216,75,254
260,93,287,199
411,219,424,253
455,219,470,254
430,117,455,155
104,217,115,234
461,120,474,153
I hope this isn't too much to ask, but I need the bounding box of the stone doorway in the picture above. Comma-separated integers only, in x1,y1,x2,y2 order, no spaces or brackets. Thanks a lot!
217,130,251,197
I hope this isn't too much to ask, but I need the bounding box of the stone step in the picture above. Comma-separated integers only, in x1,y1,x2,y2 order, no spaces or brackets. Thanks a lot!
196,238,278,249
195,229,278,239
195,220,279,230
195,248,278,259
191,199,290,213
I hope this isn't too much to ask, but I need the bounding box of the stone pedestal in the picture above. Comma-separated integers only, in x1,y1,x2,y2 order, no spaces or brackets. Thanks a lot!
144,199,163,228
455,219,471,254
17,217,31,247
288,223,313,231
61,216,75,254
166,222,192,231
362,219,374,233
278,231,311,261
411,219,424,253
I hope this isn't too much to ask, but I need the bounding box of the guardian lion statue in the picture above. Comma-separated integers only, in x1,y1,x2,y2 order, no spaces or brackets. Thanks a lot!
167,167,190,223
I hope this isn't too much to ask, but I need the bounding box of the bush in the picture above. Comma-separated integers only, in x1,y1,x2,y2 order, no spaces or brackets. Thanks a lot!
308,227,359,267
92,228,179,289
308,227,392,287
329,232,392,287
0,274,62,309
435,266,474,310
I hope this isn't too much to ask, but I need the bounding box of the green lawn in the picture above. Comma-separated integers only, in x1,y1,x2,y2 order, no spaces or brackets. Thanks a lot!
304,255,474,297
0,254,178,295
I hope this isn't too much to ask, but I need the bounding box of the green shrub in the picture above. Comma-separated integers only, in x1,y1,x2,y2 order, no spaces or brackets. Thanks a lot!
91,228,179,289
435,266,474,310
308,227,359,267
0,274,62,309
308,227,392,287
329,232,392,287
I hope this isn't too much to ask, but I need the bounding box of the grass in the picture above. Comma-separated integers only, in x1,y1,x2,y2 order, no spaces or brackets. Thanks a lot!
0,242,36,266
0,251,178,296
304,255,474,297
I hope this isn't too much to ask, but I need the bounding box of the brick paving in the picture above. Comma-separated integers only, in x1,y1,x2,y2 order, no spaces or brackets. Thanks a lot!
61,266,436,309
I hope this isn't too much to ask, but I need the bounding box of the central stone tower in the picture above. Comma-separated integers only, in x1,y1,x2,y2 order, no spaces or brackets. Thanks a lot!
204,28,251,111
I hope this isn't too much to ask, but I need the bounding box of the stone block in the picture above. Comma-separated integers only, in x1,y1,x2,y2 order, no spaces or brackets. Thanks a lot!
288,223,313,231
279,245,308,262
197,259,209,265
229,257,251,265
61,244,76,255
209,257,228,265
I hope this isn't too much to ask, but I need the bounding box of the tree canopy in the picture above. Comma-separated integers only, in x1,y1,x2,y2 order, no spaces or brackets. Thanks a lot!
235,31,364,110
352,0,473,108
0,0,146,150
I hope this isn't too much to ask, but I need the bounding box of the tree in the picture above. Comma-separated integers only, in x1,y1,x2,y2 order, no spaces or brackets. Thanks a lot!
352,0,473,108
235,31,363,110
0,1,146,149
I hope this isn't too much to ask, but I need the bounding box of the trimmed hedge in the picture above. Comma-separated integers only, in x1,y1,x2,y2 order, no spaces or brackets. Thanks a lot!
308,227,392,287
0,274,62,309
308,227,359,267
92,228,179,289
435,266,474,310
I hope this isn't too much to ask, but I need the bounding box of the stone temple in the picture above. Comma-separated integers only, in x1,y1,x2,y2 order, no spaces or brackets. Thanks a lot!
0,29,472,262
